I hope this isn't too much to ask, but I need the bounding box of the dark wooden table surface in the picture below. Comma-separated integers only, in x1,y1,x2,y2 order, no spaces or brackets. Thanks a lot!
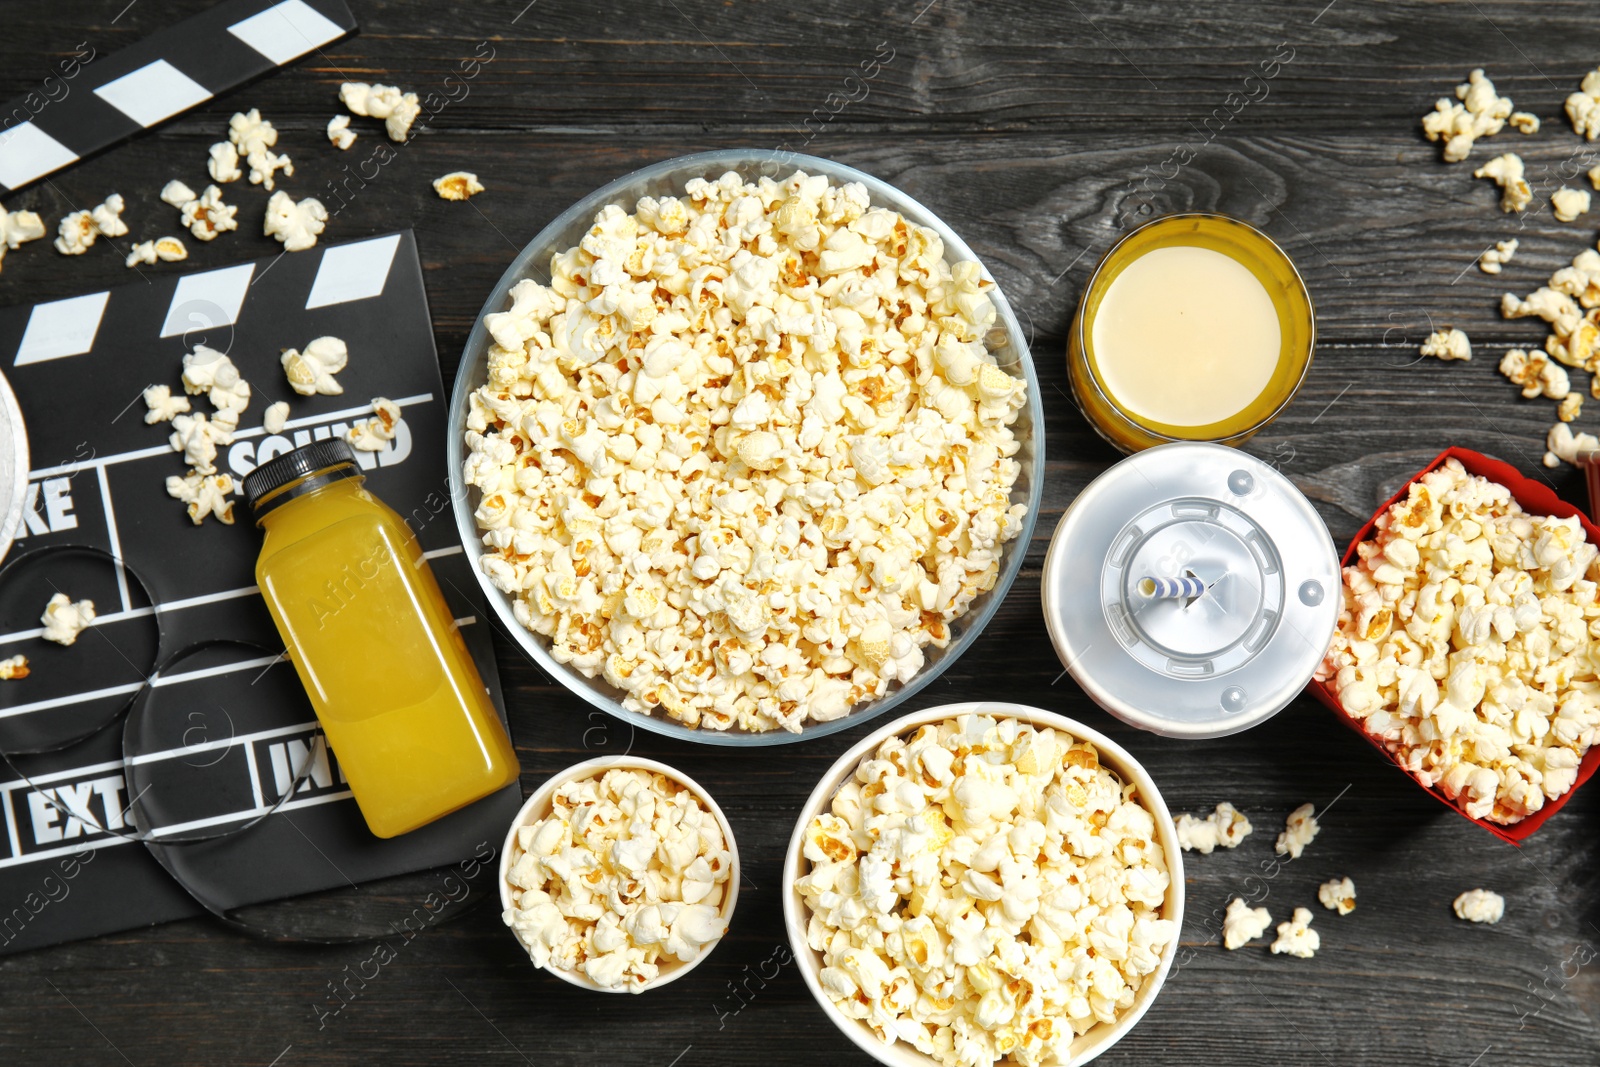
2,1,1599,1064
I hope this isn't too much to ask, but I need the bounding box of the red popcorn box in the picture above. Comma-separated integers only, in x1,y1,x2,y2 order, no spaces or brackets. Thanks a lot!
1306,447,1600,844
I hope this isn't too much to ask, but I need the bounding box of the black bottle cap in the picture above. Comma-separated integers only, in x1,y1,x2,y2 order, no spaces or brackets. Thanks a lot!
243,438,360,515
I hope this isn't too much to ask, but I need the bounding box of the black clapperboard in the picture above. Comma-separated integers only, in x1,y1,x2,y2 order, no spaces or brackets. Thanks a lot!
0,0,356,194
0,230,522,954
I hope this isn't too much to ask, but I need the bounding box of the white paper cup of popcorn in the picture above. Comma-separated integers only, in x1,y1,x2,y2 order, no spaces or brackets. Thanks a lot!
500,756,740,993
783,703,1184,1067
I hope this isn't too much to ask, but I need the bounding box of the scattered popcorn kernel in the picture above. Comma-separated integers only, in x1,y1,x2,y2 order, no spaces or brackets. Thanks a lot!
1317,877,1356,915
181,345,251,413
1591,164,1600,191
433,171,484,201
1553,186,1592,223
1422,68,1515,162
227,110,292,189
502,766,731,990
1559,393,1583,422
0,654,29,680
262,401,290,435
160,180,197,208
1421,327,1472,362
1509,111,1540,134
1499,347,1570,400
327,114,356,150
1479,238,1517,275
90,193,126,238
281,336,347,396
40,593,95,646
0,205,45,274
1548,420,1600,466
348,397,402,451
1475,153,1532,213
53,210,98,255
1269,907,1319,958
126,237,188,268
797,716,1175,1065
181,184,237,242
1222,897,1272,950
1567,65,1600,140
166,469,236,525
143,384,191,424
208,140,242,183
1174,801,1252,853
340,81,421,142
1274,803,1319,859
1452,888,1504,924
263,191,327,252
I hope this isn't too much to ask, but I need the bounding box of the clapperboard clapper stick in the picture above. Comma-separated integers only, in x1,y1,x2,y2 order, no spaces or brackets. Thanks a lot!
0,230,520,954
0,0,356,194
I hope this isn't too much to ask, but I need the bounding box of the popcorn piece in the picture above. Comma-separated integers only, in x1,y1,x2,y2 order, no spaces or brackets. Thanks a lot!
1499,348,1570,400
1420,327,1472,362
0,654,27,680
1174,801,1252,853
1475,153,1532,213
1269,907,1319,958
501,767,732,990
1317,876,1356,915
1222,897,1272,950
143,384,191,424
53,210,98,255
327,114,356,150
0,206,44,275
1509,111,1540,134
208,140,242,183
339,81,422,142
180,185,237,242
281,336,347,396
90,193,127,238
347,397,402,451
1479,238,1517,275
1323,458,1600,824
797,717,1175,1065
1591,164,1600,192
126,236,188,268
227,110,293,189
1274,803,1319,859
40,593,95,646
263,191,326,252
1547,420,1600,466
181,345,251,413
160,180,197,208
1422,69,1515,162
1452,888,1504,924
169,412,233,475
463,169,1030,733
1567,65,1600,140
166,470,236,525
1553,187,1592,223
1559,393,1583,422
433,171,484,201
262,401,290,435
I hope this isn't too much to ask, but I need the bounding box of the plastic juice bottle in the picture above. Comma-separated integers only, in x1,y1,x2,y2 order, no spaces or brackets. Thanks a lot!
244,440,519,838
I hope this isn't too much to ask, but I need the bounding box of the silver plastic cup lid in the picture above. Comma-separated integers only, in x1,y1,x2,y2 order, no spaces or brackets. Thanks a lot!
1042,442,1339,738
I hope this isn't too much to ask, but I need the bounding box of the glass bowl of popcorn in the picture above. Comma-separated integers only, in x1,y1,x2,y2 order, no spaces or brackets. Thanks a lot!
1312,447,1600,843
449,150,1044,745
499,756,739,992
782,702,1185,1067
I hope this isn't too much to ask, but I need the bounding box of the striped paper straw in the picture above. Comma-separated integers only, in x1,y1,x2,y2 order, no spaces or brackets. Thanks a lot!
1138,575,1207,599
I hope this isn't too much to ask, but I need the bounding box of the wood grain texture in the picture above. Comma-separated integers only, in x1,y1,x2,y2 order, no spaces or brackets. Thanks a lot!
1,1,1598,1065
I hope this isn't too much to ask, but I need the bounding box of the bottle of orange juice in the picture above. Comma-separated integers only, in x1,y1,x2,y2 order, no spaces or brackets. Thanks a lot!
244,440,519,838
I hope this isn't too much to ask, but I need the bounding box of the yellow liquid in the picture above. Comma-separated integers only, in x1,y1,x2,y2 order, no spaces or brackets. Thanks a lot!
1068,213,1315,453
255,476,519,838
1092,245,1281,427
